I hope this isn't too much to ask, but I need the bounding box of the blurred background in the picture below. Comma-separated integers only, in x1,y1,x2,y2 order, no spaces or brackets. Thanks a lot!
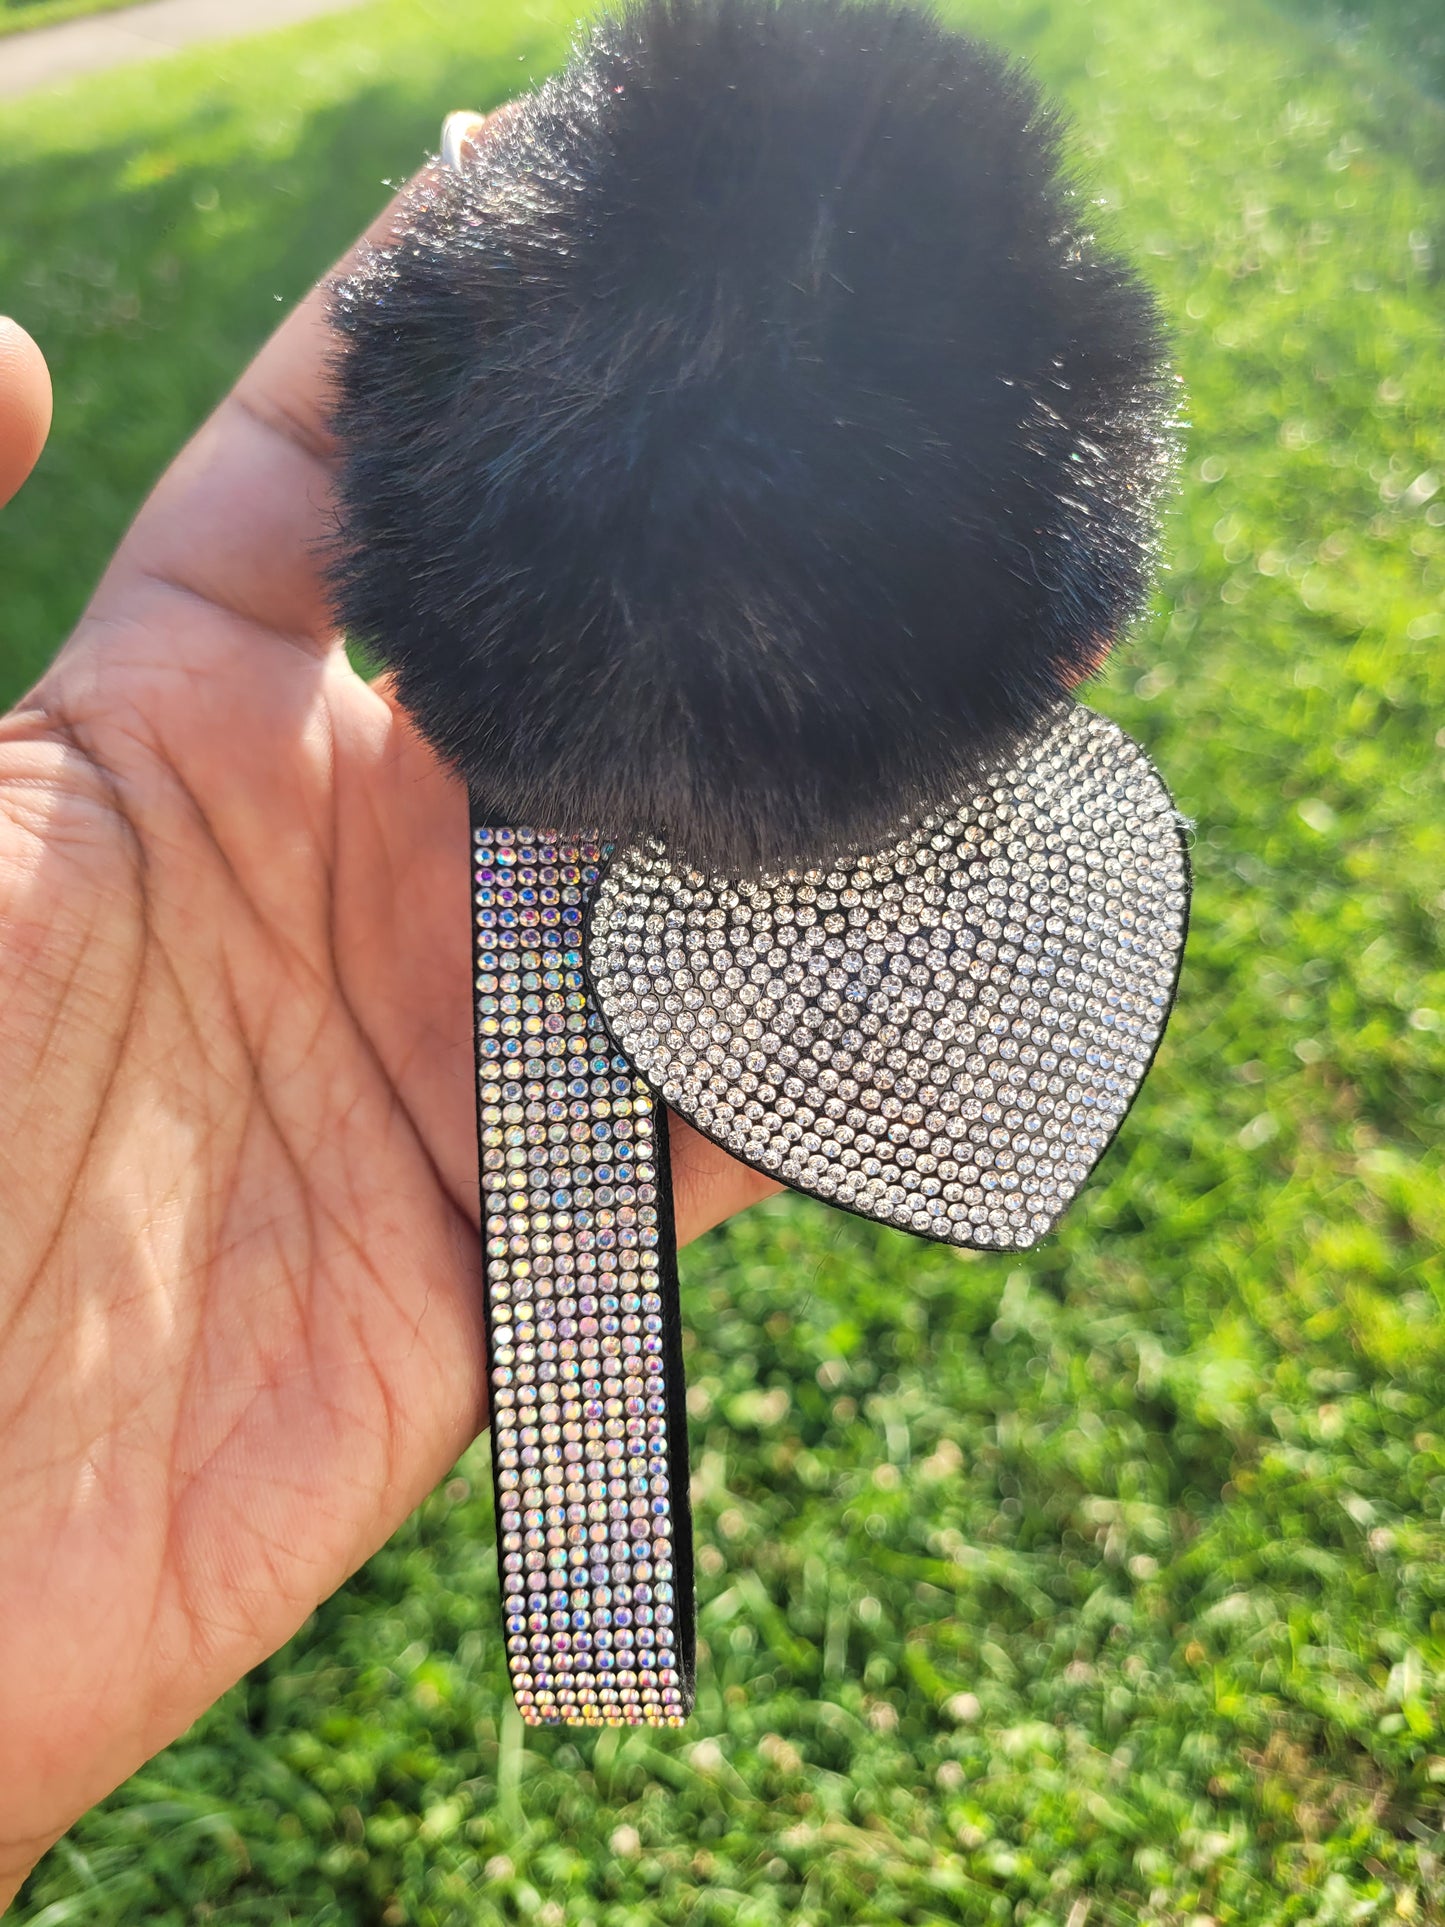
2,0,1443,1920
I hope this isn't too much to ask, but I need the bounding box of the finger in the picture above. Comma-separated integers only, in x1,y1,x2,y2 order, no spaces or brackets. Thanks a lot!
0,319,52,510
669,1113,782,1245
89,109,505,651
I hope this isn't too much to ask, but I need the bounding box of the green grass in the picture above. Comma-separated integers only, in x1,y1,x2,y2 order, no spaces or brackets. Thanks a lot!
3,0,1444,1918
1269,0,1445,103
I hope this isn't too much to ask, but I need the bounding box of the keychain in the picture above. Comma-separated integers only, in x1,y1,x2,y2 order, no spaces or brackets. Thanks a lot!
328,0,1189,1728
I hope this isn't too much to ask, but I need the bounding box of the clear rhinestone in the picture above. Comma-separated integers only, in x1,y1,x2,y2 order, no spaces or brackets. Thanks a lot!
475,825,690,1729
588,708,1187,1256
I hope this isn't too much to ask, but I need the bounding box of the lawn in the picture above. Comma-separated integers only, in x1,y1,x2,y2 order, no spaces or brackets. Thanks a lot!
2,0,1443,1919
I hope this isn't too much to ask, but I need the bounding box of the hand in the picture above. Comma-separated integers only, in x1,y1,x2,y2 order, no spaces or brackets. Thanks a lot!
0,136,775,1906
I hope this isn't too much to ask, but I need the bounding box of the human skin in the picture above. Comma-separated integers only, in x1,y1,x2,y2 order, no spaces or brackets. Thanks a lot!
0,125,775,1908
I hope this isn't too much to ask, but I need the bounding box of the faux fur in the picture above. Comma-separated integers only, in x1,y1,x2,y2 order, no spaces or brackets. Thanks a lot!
328,0,1175,875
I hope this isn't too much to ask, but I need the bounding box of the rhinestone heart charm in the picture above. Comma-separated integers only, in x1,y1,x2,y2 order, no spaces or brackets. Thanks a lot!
587,709,1190,1253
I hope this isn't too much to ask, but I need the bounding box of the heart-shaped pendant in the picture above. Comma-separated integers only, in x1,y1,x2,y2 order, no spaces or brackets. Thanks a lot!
588,708,1189,1253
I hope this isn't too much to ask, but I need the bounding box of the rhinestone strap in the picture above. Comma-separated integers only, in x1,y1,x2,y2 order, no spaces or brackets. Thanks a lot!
471,818,695,1726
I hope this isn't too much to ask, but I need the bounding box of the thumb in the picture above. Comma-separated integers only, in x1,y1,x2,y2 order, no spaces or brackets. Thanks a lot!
0,318,52,510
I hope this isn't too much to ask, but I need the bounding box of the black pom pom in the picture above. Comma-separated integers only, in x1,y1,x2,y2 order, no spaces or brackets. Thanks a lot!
329,0,1175,875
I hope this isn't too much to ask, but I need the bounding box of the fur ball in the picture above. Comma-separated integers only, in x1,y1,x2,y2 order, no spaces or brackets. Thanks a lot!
328,0,1175,875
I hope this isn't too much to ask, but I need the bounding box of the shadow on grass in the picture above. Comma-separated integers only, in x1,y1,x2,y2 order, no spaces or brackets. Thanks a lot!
0,23,560,701
1267,0,1445,105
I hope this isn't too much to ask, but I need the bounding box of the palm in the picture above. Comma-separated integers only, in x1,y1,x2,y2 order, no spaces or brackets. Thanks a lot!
0,599,478,1854
0,176,772,1889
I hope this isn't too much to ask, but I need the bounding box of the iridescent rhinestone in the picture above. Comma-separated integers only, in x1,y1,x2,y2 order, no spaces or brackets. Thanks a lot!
476,825,691,1728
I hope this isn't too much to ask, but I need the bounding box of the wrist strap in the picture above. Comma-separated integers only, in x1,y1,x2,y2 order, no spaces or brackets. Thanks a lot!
471,815,696,1726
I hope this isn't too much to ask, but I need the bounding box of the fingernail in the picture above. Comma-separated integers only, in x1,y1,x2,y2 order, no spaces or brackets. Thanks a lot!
441,110,488,171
